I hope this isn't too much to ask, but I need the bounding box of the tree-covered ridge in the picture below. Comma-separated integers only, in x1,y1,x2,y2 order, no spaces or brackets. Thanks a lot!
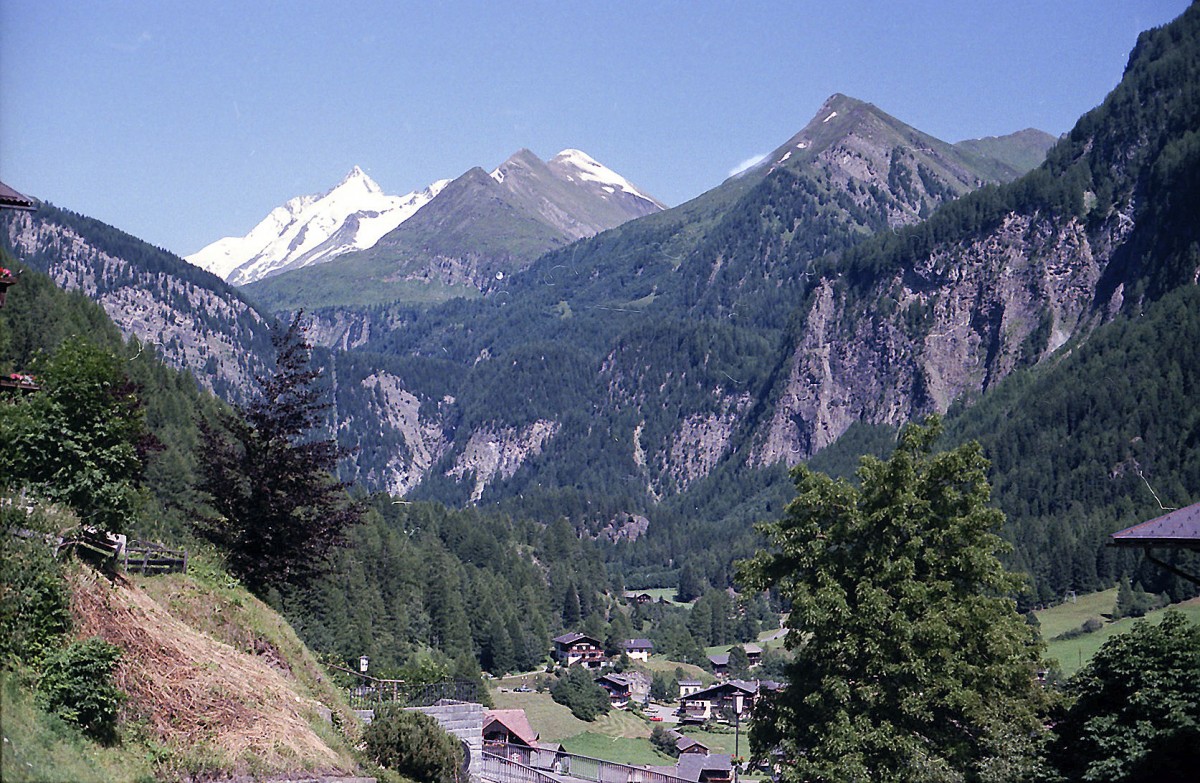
1,204,275,402
946,283,1200,605
0,255,224,541
284,498,612,676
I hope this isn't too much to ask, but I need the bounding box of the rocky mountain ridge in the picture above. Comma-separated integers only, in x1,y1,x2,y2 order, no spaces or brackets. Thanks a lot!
238,147,663,312
1,204,272,400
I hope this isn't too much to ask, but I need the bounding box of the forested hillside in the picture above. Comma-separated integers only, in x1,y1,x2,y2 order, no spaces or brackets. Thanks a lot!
603,2,1200,602
1,203,273,401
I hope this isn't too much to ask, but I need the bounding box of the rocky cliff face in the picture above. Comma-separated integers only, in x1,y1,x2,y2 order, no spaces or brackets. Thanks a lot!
445,419,560,502
754,204,1136,466
2,209,270,399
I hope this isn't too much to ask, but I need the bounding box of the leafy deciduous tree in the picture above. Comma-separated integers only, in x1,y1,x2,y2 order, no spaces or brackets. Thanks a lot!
1043,611,1200,782
0,339,151,533
363,704,463,783
739,417,1049,782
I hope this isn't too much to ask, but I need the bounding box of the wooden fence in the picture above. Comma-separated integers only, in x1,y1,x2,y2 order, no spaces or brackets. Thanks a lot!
122,540,188,575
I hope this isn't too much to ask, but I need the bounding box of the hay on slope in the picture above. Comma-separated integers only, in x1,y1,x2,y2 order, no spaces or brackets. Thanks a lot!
67,567,350,775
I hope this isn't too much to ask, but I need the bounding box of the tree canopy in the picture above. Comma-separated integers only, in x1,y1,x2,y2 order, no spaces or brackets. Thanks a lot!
739,417,1049,782
1043,611,1200,782
0,339,151,533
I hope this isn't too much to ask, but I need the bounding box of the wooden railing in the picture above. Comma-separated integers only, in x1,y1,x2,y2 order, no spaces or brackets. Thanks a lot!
122,540,188,575
481,752,562,783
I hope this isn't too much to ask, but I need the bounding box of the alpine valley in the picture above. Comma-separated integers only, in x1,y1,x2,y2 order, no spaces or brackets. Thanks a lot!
3,3,1199,610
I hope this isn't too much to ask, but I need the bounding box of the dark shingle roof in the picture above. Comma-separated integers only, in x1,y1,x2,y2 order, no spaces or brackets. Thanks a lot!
1111,501,1200,550
0,181,35,211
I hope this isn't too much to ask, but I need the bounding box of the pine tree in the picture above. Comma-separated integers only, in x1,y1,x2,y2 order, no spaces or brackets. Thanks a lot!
194,314,360,592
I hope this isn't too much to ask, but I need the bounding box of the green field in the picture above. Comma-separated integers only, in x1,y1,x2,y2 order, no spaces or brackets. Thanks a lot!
633,588,689,606
559,734,669,765
1032,587,1118,640
490,689,592,741
638,656,712,683
674,727,745,756
1038,595,1200,676
491,686,685,765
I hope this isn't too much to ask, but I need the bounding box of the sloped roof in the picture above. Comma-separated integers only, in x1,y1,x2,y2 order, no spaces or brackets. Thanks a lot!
1111,501,1200,550
484,709,539,746
624,638,654,650
676,735,710,752
0,181,35,211
675,753,732,782
553,631,601,646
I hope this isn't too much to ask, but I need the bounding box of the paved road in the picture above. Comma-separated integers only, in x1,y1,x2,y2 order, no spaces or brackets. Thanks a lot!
643,702,679,723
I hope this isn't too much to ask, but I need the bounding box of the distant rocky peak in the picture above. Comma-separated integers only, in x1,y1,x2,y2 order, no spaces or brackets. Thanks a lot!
490,149,549,183
549,148,663,205
332,165,383,195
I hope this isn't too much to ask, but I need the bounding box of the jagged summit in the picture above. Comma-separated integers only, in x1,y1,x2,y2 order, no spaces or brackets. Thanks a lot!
186,167,447,284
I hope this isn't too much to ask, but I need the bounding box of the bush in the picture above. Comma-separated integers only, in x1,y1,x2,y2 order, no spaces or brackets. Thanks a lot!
1052,617,1105,642
363,704,462,783
36,637,124,744
550,666,610,721
650,724,678,757
0,507,72,665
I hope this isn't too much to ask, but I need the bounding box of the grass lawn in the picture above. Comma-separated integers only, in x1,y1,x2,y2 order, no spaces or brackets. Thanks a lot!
489,689,592,741
1042,597,1200,676
559,734,671,765
1033,587,1118,640
638,656,712,683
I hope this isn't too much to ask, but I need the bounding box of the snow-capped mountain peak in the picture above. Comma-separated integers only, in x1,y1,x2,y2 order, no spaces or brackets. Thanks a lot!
550,149,662,206
186,167,445,284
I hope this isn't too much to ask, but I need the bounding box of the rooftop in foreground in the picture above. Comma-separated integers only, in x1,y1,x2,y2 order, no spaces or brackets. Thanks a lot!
1110,501,1200,551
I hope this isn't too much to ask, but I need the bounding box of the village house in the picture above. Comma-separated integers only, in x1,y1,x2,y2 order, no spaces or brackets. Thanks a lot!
551,632,606,669
677,679,781,724
625,591,655,605
483,709,539,752
483,709,564,770
678,678,704,697
674,734,711,755
651,753,733,783
595,670,651,709
707,644,764,678
622,638,654,661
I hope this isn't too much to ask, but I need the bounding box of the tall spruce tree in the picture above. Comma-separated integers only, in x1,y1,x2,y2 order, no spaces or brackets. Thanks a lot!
739,417,1050,782
195,314,360,592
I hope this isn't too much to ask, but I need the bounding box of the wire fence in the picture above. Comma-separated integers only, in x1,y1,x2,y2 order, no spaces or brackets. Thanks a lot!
345,677,485,709
485,742,692,783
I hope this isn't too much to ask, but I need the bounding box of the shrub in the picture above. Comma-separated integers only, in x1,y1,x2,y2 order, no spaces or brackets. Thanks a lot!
363,704,462,783
650,724,678,757
0,507,72,665
550,666,610,721
36,637,124,744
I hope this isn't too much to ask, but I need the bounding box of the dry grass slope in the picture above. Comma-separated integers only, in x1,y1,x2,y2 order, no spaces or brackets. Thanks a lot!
66,565,359,779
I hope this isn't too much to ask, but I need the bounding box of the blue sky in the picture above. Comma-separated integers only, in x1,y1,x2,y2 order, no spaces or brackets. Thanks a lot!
1,1,1190,257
